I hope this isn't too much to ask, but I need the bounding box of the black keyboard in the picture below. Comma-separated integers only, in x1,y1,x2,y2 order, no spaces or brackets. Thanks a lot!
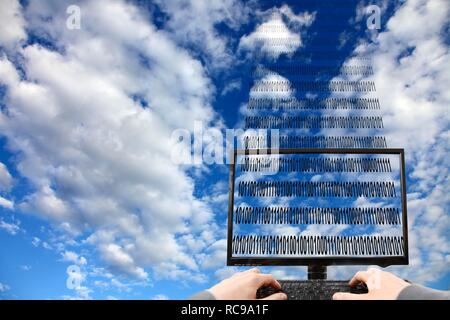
256,280,368,300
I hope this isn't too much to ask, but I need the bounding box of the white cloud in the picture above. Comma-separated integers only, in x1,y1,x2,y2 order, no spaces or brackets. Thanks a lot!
30,235,53,250
152,294,169,300
268,267,307,280
110,278,132,292
154,0,249,70
0,0,225,282
63,285,92,300
278,4,316,26
62,264,92,300
221,79,242,96
239,5,315,59
0,218,20,235
61,250,87,266
98,243,148,281
19,187,75,230
0,196,14,210
93,280,108,288
90,267,114,279
0,282,10,292
329,0,450,285
351,0,390,26
0,0,27,50
0,161,13,207
31,236,41,247
199,239,227,269
249,72,295,99
20,265,32,271
236,71,297,128
152,261,207,283
0,162,13,192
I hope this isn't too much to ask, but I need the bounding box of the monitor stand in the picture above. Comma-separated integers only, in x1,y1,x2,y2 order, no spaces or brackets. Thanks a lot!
308,265,327,280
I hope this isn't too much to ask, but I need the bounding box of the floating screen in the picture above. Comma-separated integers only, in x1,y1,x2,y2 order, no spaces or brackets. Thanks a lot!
227,148,408,266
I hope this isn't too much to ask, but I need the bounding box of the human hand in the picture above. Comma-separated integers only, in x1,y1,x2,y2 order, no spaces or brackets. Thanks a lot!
333,268,410,300
207,268,288,300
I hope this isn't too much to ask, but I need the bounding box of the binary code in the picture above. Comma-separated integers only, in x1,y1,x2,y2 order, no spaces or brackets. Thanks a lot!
228,16,407,263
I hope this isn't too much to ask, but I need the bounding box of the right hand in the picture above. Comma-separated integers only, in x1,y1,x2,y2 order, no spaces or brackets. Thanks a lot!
333,268,411,300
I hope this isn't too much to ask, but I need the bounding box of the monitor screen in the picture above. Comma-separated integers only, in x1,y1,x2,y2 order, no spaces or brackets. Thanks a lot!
227,148,408,266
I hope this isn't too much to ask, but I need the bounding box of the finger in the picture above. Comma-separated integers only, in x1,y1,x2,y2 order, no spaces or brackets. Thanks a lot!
256,274,281,289
333,292,368,300
260,292,288,300
349,271,370,287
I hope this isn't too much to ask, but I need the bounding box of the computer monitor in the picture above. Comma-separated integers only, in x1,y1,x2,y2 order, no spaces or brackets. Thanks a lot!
227,148,408,267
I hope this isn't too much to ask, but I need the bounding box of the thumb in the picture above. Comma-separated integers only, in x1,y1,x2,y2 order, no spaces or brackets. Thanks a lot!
260,292,288,300
333,292,368,300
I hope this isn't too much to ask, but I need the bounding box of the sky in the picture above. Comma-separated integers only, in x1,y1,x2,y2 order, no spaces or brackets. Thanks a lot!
0,0,449,300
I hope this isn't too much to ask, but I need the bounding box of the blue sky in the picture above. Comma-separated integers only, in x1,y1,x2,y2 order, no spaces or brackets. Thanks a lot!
0,0,449,299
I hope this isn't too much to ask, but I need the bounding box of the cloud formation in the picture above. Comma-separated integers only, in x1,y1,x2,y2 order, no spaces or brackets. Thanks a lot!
0,0,27,49
155,0,250,70
0,163,13,192
326,0,450,284
239,4,315,59
0,0,225,282
0,218,20,235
